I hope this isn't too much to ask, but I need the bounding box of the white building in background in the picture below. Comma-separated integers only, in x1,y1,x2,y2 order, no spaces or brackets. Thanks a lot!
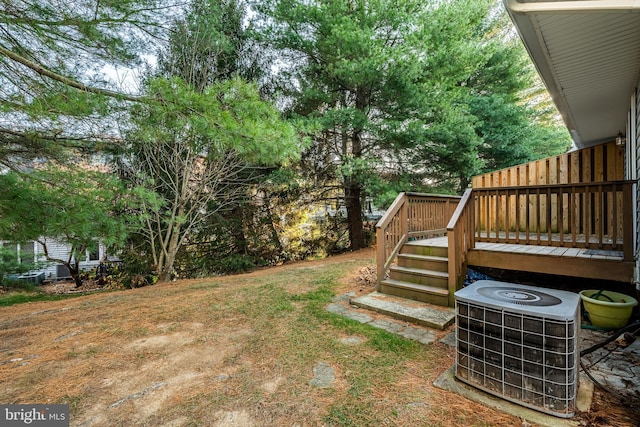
1,239,106,282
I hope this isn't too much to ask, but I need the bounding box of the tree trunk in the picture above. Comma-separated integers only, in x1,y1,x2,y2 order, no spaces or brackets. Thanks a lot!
68,262,83,288
265,203,284,254
230,206,248,255
158,223,182,282
345,181,365,251
37,240,85,287
459,173,471,194
345,121,365,251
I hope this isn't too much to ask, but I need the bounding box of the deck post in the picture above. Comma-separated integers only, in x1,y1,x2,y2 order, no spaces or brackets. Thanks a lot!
447,229,457,307
375,226,384,291
400,201,408,243
447,188,474,307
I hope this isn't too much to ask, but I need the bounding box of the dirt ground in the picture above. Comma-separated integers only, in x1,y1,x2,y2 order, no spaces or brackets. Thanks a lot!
1,249,638,426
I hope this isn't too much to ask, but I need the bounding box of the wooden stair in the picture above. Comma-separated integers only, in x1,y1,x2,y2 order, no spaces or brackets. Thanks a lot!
379,241,451,306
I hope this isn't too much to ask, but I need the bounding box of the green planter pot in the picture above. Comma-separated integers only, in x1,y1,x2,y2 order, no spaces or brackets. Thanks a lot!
579,289,638,330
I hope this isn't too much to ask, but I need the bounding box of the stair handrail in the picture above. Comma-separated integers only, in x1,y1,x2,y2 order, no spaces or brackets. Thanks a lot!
375,192,462,289
375,192,409,289
446,188,475,306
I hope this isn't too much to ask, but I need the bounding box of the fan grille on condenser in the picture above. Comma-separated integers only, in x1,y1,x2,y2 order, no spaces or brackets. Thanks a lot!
477,286,562,306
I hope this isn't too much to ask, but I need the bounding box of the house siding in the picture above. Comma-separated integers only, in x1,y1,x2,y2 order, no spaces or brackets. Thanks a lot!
2,239,104,280
39,239,105,280
38,239,71,279
635,83,640,289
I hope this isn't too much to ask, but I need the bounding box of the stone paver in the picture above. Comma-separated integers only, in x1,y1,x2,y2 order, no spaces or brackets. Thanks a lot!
580,328,640,399
309,362,335,388
325,302,348,315
398,326,435,345
350,292,455,330
339,336,365,346
327,294,436,345
439,332,456,347
368,319,404,333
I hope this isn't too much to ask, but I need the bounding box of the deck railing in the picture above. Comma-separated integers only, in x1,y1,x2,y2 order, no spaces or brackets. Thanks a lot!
446,188,475,305
375,192,461,288
375,181,634,302
473,181,634,261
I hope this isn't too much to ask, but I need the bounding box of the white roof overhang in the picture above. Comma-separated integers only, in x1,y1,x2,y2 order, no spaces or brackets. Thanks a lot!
503,0,640,148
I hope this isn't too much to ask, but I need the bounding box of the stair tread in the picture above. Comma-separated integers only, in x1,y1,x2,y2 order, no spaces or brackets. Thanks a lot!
400,243,448,257
397,253,447,262
404,238,446,246
389,265,448,278
350,291,455,330
381,278,449,296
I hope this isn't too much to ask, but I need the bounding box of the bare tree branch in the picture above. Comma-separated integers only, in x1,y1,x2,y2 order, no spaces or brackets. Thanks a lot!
0,45,145,103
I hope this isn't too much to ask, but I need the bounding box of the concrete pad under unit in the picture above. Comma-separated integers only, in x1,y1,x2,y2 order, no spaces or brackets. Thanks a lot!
434,365,594,427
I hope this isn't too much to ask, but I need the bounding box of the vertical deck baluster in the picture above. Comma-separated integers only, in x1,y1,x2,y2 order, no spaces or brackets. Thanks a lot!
597,184,604,248
570,186,577,247
515,189,521,243
547,187,552,245
583,185,590,248
524,188,531,245
535,188,541,245
485,191,490,240
558,187,565,246
611,184,619,249
475,192,481,240
494,189,500,242
419,198,423,233
504,189,510,242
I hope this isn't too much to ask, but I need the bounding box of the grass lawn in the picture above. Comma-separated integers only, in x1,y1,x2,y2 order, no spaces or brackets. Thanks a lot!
0,250,524,426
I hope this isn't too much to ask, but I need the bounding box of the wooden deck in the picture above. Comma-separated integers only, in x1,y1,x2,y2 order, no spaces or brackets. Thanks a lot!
411,236,633,283
375,184,635,306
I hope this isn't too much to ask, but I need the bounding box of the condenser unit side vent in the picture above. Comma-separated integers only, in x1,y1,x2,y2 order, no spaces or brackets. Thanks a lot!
56,264,71,279
455,280,580,418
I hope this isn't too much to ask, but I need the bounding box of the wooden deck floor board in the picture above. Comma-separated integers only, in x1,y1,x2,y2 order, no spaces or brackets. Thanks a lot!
416,236,625,261
411,235,631,282
550,247,569,256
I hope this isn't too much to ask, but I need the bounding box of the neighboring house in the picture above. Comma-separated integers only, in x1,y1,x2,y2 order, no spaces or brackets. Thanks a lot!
1,239,106,282
375,0,640,307
1,156,118,284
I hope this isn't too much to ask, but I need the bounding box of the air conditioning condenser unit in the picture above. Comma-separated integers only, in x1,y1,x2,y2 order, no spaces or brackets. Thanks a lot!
455,280,580,418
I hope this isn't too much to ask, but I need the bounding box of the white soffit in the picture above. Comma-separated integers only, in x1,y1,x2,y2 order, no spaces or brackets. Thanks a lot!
504,1,640,148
